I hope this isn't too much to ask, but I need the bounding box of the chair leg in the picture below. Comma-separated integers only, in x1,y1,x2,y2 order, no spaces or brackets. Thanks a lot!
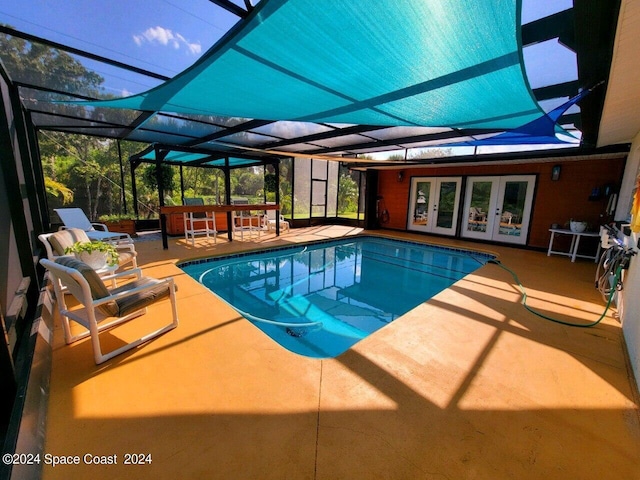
93,282,179,364
60,311,80,344
96,321,178,364
109,281,179,363
49,278,77,345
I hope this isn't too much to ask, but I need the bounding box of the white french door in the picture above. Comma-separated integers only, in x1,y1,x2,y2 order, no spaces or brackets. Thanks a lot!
408,177,461,236
461,175,536,245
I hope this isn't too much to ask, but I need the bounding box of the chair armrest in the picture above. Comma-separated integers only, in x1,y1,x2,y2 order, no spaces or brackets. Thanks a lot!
111,236,133,245
91,222,109,231
99,268,143,284
115,243,137,254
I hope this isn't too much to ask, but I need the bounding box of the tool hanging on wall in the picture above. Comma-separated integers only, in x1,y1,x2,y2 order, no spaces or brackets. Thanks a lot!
377,196,390,224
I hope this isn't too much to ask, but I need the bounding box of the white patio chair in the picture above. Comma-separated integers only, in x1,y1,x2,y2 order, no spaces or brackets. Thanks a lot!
54,207,132,243
39,228,137,272
469,207,486,222
40,256,179,364
231,210,263,240
501,211,515,224
265,208,290,232
182,198,217,246
231,199,261,240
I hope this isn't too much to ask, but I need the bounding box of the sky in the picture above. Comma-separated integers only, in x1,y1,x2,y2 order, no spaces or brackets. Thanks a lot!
0,0,577,157
1,0,574,95
0,0,242,95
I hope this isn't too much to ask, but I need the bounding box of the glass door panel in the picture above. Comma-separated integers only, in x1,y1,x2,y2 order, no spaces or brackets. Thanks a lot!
467,182,492,233
311,179,327,217
462,177,498,240
408,177,460,236
408,179,433,232
431,178,461,236
493,177,535,244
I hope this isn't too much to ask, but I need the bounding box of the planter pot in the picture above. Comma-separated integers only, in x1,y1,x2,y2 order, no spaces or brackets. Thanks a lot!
76,251,108,269
569,221,588,233
135,219,159,231
103,219,137,236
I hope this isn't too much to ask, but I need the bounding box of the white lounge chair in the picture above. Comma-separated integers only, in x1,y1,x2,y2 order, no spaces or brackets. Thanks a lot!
40,256,179,364
54,207,132,243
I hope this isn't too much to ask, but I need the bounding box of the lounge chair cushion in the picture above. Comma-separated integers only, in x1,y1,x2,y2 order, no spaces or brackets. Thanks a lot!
55,256,119,316
110,278,171,317
117,251,136,267
49,228,91,256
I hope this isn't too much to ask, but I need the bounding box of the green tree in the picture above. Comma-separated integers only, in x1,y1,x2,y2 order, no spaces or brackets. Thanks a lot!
37,131,116,219
0,27,103,97
409,148,453,159
264,172,277,193
44,178,74,204
338,173,358,214
277,159,293,215
380,148,453,161
2,28,150,220
142,164,175,196
3,29,114,219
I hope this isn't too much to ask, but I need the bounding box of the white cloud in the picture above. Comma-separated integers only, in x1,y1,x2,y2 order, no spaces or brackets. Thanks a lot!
133,26,201,55
187,43,202,55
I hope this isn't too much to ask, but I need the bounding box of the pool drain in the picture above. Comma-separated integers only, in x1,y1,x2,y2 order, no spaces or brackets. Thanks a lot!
286,327,308,337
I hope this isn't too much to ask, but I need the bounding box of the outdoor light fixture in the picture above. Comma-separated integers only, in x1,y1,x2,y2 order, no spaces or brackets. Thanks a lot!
397,170,404,182
551,164,561,181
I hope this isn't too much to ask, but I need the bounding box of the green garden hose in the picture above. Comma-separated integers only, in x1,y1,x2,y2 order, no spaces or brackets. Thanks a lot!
487,259,622,328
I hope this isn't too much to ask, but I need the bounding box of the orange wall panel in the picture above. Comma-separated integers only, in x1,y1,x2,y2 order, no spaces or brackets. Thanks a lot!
376,156,626,249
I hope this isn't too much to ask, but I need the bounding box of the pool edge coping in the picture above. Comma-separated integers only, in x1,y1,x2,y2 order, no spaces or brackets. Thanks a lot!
176,232,498,270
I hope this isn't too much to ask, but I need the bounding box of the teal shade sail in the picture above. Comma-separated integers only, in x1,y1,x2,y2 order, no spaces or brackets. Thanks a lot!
74,0,542,129
139,150,211,163
137,147,265,168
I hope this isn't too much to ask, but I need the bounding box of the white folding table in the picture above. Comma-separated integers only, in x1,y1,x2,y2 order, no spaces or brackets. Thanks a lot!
547,228,601,262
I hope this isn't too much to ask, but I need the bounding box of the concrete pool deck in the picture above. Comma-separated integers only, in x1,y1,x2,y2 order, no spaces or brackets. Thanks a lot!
41,226,640,479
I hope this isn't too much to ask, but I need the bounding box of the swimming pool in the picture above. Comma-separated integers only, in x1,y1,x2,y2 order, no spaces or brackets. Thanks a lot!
180,236,492,358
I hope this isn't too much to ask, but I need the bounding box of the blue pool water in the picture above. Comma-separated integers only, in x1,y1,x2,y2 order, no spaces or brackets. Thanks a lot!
180,236,492,358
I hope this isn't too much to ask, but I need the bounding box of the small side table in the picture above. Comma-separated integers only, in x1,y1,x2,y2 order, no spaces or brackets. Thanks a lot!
547,228,601,262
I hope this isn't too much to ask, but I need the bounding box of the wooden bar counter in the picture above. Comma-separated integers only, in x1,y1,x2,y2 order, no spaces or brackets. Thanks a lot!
159,204,280,249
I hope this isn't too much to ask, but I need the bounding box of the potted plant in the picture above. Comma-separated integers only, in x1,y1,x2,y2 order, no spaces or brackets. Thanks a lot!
98,213,137,236
64,240,119,269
